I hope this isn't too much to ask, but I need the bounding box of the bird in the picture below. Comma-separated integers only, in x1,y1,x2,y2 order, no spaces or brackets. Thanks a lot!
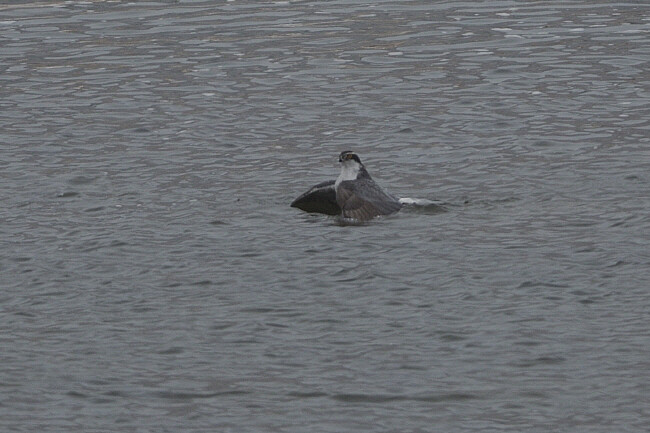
291,151,402,221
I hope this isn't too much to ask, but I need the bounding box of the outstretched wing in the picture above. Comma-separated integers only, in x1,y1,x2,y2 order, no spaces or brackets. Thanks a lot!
291,180,341,215
336,178,402,221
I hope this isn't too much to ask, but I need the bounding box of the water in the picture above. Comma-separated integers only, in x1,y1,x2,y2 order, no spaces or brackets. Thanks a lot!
1,1,649,431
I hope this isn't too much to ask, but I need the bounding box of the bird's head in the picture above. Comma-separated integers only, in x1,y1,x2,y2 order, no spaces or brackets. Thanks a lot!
338,151,362,166
336,151,371,185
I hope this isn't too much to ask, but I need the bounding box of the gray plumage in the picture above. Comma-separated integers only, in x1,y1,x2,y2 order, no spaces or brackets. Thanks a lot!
336,167,401,220
291,151,402,221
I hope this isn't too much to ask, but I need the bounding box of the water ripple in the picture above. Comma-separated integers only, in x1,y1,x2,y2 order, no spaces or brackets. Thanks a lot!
2,1,648,432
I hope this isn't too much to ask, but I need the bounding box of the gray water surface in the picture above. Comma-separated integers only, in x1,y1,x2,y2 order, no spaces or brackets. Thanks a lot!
1,1,649,432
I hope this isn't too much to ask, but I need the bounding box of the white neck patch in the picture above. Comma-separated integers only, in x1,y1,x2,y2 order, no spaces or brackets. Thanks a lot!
335,160,361,189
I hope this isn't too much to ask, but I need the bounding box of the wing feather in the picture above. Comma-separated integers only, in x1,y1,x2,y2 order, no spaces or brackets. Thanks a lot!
336,178,401,220
291,180,341,215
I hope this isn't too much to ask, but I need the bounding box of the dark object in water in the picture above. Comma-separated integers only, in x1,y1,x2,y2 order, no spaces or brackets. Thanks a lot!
290,180,341,216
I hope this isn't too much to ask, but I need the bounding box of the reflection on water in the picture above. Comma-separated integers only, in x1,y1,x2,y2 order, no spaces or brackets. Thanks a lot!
1,1,648,432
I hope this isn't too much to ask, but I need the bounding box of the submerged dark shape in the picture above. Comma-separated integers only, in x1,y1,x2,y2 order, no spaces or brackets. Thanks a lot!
291,151,402,220
290,180,341,215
